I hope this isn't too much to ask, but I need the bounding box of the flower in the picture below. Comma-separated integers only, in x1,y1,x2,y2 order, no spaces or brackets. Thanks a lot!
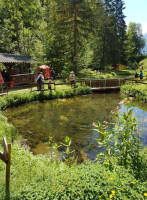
144,193,147,197
99,196,101,199
111,190,115,195
110,177,113,181
109,195,113,199
131,181,135,184
111,110,115,114
119,100,124,104
105,192,108,194
103,121,109,124
116,106,119,110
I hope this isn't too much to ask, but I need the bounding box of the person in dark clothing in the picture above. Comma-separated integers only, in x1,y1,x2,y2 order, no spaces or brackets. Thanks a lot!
134,72,138,78
50,68,55,80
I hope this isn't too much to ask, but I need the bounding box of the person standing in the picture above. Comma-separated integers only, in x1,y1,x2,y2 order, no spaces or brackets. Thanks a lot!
48,78,52,90
37,72,44,90
69,71,76,88
140,70,143,79
50,68,55,80
141,65,143,70
134,71,138,78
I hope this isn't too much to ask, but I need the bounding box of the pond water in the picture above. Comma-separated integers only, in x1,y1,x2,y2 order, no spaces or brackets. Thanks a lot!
6,93,147,161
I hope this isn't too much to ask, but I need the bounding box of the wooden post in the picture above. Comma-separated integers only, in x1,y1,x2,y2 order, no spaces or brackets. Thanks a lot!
6,143,11,190
0,137,11,192
1,84,3,93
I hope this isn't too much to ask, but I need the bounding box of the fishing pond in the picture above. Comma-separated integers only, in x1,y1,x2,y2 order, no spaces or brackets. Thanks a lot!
6,93,147,161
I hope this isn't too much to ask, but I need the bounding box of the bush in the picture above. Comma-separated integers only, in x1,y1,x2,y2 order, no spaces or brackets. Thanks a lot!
8,157,147,200
116,70,133,76
0,87,92,110
121,84,147,102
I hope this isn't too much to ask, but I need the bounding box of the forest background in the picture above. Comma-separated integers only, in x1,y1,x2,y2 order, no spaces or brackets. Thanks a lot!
0,0,145,75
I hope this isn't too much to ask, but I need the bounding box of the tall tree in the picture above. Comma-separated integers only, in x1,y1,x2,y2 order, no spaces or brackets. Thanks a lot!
91,0,117,69
113,0,127,64
54,0,92,74
126,22,145,63
0,0,42,56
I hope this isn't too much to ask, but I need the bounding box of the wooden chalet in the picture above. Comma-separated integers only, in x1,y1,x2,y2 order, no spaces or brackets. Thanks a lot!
0,53,37,86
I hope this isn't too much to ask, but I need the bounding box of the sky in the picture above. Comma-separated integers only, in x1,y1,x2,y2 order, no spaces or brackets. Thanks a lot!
123,0,147,34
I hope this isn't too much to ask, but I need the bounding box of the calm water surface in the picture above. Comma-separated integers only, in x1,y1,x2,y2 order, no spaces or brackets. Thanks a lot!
6,93,147,161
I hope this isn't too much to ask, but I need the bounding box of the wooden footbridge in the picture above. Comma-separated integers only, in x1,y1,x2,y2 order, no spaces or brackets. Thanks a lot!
1,77,146,95
84,78,126,91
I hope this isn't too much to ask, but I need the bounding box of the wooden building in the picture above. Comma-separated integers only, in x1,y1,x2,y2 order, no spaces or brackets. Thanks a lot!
0,53,37,86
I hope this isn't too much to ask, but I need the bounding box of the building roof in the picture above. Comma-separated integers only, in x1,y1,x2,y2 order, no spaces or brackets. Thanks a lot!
0,53,37,63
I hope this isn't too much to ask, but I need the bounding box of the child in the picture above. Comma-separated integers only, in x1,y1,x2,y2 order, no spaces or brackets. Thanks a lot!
134,71,138,78
48,78,52,90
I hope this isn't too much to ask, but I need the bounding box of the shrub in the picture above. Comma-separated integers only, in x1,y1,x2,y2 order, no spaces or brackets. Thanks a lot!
0,86,92,109
121,84,147,102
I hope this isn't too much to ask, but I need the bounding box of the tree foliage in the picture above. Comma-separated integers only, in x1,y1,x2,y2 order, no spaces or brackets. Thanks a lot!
126,22,145,63
0,0,145,73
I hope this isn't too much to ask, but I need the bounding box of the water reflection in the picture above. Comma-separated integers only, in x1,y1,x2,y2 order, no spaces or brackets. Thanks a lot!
6,93,147,161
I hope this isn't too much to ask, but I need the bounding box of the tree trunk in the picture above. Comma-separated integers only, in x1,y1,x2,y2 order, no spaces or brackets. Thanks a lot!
73,4,78,75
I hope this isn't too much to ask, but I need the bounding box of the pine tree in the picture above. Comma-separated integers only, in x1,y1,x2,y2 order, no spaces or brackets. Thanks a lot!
54,0,92,74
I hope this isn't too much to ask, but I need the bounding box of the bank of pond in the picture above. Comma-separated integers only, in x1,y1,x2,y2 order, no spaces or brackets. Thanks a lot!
0,86,147,200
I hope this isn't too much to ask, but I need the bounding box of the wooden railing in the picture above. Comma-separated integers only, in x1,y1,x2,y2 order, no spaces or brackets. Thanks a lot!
10,73,35,85
85,79,126,89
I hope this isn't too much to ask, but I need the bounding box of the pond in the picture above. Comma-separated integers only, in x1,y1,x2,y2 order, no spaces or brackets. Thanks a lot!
6,93,147,161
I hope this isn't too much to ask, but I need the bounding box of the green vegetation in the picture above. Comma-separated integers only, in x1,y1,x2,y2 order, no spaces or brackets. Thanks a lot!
121,84,147,102
116,70,134,76
140,57,147,71
94,106,145,174
0,0,146,198
0,86,92,110
1,149,147,200
120,57,147,101
0,0,145,74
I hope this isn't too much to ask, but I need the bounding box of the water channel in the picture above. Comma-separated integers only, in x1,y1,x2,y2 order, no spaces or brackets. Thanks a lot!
6,93,147,161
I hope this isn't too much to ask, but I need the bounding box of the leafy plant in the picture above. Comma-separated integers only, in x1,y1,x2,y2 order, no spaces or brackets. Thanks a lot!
94,121,113,168
94,106,142,170
61,136,75,167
